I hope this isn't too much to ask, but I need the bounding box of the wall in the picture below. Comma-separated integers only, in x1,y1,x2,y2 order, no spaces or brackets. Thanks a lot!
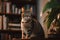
37,0,49,38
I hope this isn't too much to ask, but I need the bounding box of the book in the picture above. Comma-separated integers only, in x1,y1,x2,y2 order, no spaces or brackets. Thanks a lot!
3,15,7,30
1,33,9,40
2,2,6,13
12,5,15,14
0,16,3,30
15,7,18,14
8,23,21,27
8,28,21,30
0,2,2,13
6,2,11,13
1,33,5,40
18,9,21,14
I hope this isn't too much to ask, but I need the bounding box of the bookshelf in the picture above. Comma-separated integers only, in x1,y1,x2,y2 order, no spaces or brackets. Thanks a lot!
0,0,37,30
0,0,37,40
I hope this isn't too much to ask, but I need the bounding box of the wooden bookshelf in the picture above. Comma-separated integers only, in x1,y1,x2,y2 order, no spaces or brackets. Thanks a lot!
0,0,37,40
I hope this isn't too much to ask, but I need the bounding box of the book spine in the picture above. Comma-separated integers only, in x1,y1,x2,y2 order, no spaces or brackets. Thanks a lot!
6,2,11,13
0,16,3,30
3,15,7,30
8,28,21,30
0,2,2,13
1,33,9,40
4,34,9,40
8,23,20,27
12,5,15,14
15,7,18,14
1,33,4,40
18,9,21,14
2,2,6,13
1,33,6,40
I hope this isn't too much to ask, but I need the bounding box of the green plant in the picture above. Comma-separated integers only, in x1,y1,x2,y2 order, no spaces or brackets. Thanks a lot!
43,0,60,28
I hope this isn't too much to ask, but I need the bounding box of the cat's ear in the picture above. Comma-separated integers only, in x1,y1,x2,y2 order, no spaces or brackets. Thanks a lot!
21,7,25,18
21,7,25,13
30,6,32,13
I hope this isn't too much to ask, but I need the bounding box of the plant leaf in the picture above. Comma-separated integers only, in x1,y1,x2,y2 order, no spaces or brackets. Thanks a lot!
47,8,60,28
43,0,60,13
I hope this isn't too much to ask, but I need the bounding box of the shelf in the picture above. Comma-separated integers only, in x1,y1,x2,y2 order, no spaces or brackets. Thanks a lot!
0,30,22,34
0,13,21,16
8,23,21,27
8,28,21,30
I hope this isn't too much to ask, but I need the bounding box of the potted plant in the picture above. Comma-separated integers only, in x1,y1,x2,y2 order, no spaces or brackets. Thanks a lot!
43,0,60,29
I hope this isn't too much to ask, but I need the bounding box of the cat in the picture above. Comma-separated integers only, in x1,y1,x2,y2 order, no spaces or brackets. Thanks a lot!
21,11,44,39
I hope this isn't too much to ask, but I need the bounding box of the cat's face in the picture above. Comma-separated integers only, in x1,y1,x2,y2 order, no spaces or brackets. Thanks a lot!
22,11,32,23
